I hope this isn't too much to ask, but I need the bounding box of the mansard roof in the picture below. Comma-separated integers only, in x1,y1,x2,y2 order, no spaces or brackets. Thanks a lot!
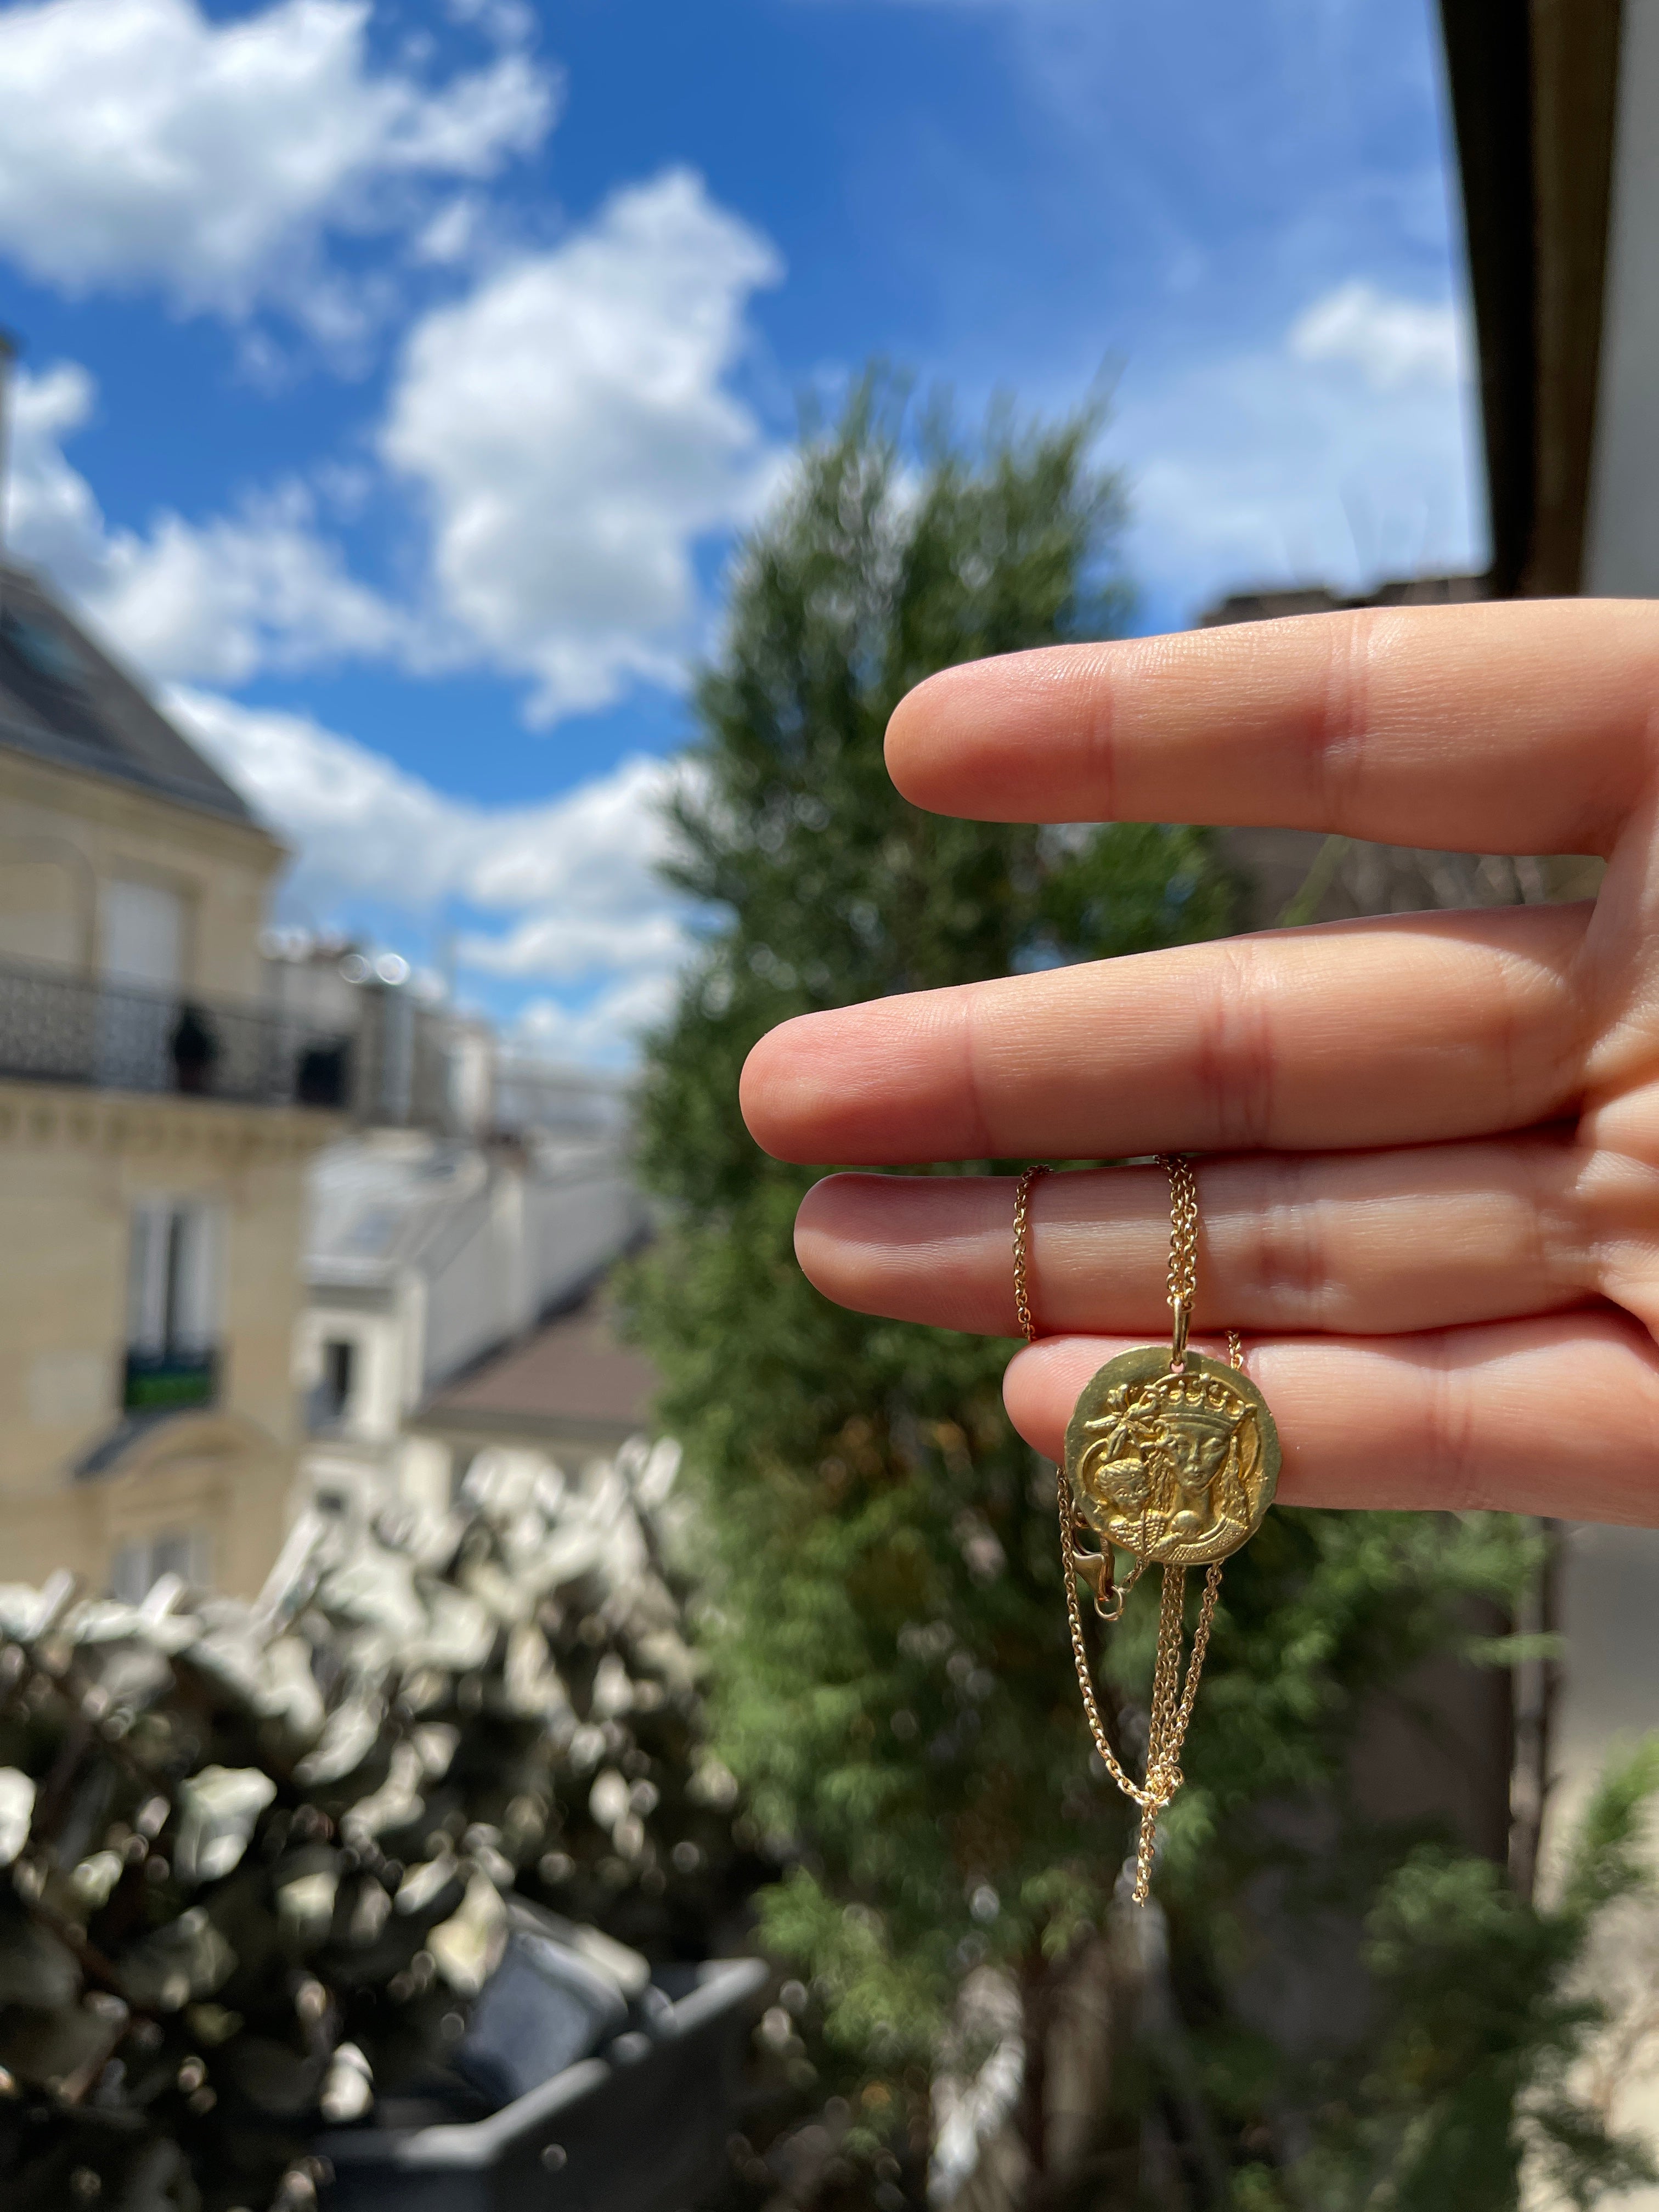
0,561,266,833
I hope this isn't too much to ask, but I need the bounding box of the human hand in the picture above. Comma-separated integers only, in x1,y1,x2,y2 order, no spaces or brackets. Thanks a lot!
738,602,1659,1527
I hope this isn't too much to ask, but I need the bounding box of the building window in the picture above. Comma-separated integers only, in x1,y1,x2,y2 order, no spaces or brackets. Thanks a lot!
125,1200,221,1413
103,879,184,990
110,1527,211,1604
98,880,191,1093
309,1339,356,1431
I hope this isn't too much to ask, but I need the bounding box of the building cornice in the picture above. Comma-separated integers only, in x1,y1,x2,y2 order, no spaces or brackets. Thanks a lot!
0,733,285,874
0,1077,343,1162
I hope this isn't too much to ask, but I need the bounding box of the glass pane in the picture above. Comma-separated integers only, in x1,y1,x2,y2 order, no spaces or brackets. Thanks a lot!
110,1539,150,1605
150,1531,191,1584
101,881,184,989
126,1204,168,1355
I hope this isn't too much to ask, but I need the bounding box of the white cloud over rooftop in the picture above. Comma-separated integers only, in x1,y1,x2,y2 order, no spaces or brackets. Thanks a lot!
5,362,410,681
0,0,1480,1073
1119,277,1482,619
5,165,787,723
168,686,699,1062
169,685,692,923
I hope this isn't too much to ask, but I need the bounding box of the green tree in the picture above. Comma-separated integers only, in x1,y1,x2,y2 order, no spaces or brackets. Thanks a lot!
629,380,1656,2206
1282,1743,1659,2212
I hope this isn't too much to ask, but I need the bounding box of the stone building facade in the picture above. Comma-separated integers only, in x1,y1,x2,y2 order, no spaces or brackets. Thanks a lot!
297,1124,647,1525
0,560,346,1598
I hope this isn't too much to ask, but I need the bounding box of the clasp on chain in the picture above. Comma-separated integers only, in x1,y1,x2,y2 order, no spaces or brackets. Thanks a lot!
1072,1543,1124,1622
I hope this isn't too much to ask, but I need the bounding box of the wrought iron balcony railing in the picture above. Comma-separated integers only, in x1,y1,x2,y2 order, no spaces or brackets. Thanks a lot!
123,1344,219,1414
0,957,353,1110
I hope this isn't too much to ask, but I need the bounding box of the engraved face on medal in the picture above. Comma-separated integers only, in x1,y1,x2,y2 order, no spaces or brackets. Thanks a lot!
1063,1347,1280,1569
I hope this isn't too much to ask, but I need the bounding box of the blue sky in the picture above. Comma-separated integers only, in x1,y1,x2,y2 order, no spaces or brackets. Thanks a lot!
0,0,1483,1062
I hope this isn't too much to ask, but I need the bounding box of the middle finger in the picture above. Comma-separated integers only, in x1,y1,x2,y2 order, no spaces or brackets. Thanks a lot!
793,1137,1647,1339
741,901,1592,1166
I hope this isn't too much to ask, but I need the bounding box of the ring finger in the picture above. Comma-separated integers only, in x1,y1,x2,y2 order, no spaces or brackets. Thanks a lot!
793,1138,1657,1340
1004,1316,1659,1523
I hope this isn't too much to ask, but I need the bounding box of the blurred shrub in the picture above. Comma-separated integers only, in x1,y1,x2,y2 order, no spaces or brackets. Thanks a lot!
0,1438,760,2210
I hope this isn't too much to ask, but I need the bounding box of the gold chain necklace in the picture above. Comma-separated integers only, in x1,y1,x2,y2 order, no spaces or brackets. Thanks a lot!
1013,1157,1280,1904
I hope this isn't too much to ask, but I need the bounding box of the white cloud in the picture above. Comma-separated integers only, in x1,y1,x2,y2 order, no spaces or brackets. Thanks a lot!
1115,280,1483,619
411,190,490,267
8,165,787,716
90,490,407,685
5,362,407,684
1288,279,1461,391
458,909,687,980
444,0,536,44
168,685,688,919
167,689,698,1045
2,362,108,592
0,0,556,328
510,970,679,1065
381,167,785,719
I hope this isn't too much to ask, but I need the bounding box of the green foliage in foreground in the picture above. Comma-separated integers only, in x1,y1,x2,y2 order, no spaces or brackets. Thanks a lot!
627,377,1659,2205
1270,1742,1659,2212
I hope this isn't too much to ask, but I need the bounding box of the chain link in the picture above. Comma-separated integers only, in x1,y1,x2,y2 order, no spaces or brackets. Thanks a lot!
1012,1164,1050,1342
1058,1474,1224,1905
1015,1156,1241,1905
1015,1158,1205,1352
1161,1153,1199,1308
1161,1153,1199,1374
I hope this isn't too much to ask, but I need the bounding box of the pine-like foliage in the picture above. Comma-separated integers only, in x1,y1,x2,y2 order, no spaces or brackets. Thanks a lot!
1276,1743,1659,2211
628,379,1659,2206
630,374,1225,2057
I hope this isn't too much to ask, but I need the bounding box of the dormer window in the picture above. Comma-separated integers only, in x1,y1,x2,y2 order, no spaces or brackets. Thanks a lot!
0,608,88,691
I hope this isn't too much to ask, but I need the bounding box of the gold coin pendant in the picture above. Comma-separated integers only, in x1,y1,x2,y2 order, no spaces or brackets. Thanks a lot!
1063,1346,1280,1571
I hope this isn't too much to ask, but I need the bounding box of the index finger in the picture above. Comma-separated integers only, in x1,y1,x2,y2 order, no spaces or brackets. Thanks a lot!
885,600,1659,856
